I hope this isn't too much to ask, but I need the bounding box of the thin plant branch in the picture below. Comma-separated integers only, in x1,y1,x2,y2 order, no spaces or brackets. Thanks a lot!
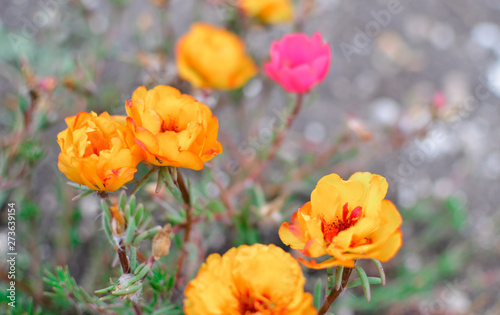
130,167,157,196
318,266,354,315
174,170,193,287
116,240,131,274
229,93,305,196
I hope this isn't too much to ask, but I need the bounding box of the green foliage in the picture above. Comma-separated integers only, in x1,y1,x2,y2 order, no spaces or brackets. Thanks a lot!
93,191,181,312
18,140,43,165
143,265,179,313
143,304,183,315
444,196,467,230
313,278,323,310
43,266,105,314
233,198,261,246
17,95,29,114
0,293,43,315
18,200,40,222
100,191,159,248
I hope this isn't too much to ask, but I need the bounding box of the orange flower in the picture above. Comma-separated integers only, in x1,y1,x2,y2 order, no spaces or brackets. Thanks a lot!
279,172,403,269
184,244,316,315
57,112,144,191
239,0,293,24
125,85,222,170
176,23,257,90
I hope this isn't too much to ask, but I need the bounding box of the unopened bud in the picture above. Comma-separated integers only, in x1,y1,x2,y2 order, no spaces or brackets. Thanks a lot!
38,76,57,93
63,77,76,90
152,224,172,260
110,205,127,236
347,117,372,141
150,0,169,7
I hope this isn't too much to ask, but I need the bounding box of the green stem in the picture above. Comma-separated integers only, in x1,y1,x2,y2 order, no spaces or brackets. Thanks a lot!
130,167,157,195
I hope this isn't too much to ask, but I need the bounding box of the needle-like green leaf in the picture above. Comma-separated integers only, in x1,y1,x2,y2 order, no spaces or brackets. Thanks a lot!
313,278,322,310
335,265,344,290
354,265,371,302
371,258,386,286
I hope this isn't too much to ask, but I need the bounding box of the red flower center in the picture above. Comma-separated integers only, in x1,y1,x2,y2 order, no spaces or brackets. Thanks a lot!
321,203,362,244
160,116,180,133
238,292,282,314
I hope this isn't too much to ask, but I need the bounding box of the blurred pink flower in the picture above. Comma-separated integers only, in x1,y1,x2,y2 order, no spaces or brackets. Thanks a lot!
265,32,331,94
432,91,446,109
38,76,57,92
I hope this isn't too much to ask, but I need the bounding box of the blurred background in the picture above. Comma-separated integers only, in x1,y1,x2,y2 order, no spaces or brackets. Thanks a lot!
1,0,500,314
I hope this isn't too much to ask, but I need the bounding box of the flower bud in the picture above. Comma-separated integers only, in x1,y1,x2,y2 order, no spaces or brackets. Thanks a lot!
347,117,372,141
110,205,127,236
152,224,172,260
38,76,57,93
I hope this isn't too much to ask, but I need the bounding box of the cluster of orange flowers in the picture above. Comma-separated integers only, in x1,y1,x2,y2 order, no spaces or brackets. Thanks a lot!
57,1,403,313
57,85,222,191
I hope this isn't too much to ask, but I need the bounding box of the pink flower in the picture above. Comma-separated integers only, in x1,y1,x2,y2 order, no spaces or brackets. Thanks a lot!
265,32,331,93
432,91,446,109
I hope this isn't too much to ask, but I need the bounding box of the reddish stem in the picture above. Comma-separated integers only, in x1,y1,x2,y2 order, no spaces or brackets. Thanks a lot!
229,93,304,196
292,133,350,181
132,302,142,315
116,241,130,274
210,166,236,218
174,170,192,287
318,267,353,315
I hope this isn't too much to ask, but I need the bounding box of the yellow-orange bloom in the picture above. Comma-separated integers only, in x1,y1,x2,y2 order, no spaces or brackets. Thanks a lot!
125,85,222,170
239,0,293,24
184,244,317,315
279,172,403,269
176,23,257,90
57,112,144,191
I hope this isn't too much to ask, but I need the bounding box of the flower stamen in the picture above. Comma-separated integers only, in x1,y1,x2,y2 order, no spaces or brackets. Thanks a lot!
160,116,179,133
321,203,363,244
